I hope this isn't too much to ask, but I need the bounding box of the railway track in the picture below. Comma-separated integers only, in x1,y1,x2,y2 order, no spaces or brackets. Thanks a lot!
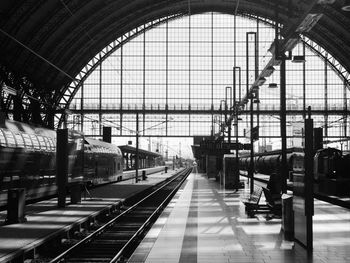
47,167,192,263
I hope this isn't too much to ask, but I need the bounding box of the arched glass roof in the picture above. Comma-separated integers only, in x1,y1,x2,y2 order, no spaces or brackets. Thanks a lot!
65,13,349,153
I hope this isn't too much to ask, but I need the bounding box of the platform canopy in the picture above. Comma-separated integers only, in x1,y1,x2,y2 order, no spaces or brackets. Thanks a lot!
119,145,162,158
0,0,349,123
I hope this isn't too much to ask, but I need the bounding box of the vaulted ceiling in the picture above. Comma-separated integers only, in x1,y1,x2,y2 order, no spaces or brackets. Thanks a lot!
0,0,349,100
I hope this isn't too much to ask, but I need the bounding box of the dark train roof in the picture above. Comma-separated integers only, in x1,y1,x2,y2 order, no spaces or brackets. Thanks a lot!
0,0,349,108
0,118,56,136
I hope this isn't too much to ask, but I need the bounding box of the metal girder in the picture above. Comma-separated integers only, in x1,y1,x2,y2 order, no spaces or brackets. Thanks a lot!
57,10,350,128
231,0,323,117
244,13,350,91
68,108,350,116
55,14,182,128
303,36,350,89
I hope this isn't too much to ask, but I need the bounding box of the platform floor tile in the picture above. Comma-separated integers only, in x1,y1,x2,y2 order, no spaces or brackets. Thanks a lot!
129,173,350,263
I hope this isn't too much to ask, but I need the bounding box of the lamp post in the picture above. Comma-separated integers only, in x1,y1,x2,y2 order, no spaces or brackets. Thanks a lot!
233,66,241,188
246,31,258,194
134,115,173,182
226,86,232,143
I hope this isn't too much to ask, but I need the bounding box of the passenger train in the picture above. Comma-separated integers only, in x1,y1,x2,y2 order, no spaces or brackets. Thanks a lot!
0,119,164,207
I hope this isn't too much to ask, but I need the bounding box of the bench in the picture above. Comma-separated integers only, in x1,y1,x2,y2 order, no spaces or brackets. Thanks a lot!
241,185,269,217
262,187,282,216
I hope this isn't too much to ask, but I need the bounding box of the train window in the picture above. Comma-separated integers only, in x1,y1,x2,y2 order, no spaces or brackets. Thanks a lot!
2,130,16,147
43,137,52,151
0,129,6,146
14,133,25,148
48,138,56,151
22,133,33,148
30,135,40,149
37,136,47,150
46,138,53,150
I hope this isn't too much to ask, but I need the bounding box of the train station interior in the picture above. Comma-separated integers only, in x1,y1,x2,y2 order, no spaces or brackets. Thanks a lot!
0,0,349,262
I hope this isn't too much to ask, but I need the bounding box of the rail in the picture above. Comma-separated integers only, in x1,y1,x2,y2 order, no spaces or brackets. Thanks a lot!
110,167,191,262
49,167,192,263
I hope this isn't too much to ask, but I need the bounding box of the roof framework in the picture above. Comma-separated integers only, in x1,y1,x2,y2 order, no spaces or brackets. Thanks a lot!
0,0,349,126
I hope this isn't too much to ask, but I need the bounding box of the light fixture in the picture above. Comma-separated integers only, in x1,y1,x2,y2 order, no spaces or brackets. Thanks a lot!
252,86,259,91
257,77,266,86
284,38,299,52
1,84,17,96
342,0,350,11
268,83,278,88
264,66,275,77
296,13,322,33
292,55,306,63
317,0,336,4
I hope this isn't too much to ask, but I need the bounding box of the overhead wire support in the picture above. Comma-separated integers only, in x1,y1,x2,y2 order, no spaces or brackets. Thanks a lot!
227,0,327,125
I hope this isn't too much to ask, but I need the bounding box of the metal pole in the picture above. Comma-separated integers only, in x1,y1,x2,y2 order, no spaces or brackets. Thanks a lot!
120,36,124,136
247,32,256,194
57,129,68,208
250,92,254,194
80,83,84,132
304,106,314,251
99,53,102,136
233,69,240,187
280,56,287,193
136,112,139,183
302,42,306,119
226,86,232,144
165,20,168,135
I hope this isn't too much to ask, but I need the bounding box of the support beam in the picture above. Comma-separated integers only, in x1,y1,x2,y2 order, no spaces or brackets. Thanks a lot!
280,57,288,194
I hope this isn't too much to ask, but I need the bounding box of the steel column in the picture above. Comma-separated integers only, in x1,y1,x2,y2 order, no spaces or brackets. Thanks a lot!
136,112,139,183
280,57,287,194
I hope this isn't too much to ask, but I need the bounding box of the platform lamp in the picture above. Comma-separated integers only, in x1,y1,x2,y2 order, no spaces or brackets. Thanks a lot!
226,86,233,143
342,0,350,11
268,83,278,88
292,41,306,63
251,85,260,104
268,66,278,88
292,55,306,63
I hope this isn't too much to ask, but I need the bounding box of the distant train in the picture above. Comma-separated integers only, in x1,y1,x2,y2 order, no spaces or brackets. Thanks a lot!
313,147,350,181
0,119,164,206
239,147,350,196
239,148,304,179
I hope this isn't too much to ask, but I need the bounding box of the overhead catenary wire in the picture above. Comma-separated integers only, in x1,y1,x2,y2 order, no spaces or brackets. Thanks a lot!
0,28,76,82
59,0,138,93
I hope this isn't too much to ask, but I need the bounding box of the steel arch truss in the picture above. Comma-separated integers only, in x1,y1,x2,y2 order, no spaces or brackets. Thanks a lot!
56,12,350,128
56,14,182,128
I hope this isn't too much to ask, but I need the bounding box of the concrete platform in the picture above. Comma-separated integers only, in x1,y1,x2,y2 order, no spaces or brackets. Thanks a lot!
129,173,350,263
0,168,179,263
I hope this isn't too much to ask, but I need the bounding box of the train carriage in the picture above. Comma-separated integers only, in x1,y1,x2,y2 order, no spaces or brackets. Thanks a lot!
0,119,124,206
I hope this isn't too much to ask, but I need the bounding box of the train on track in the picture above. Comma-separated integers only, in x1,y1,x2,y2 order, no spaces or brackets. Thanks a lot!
239,147,350,196
0,119,164,207
239,147,304,180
